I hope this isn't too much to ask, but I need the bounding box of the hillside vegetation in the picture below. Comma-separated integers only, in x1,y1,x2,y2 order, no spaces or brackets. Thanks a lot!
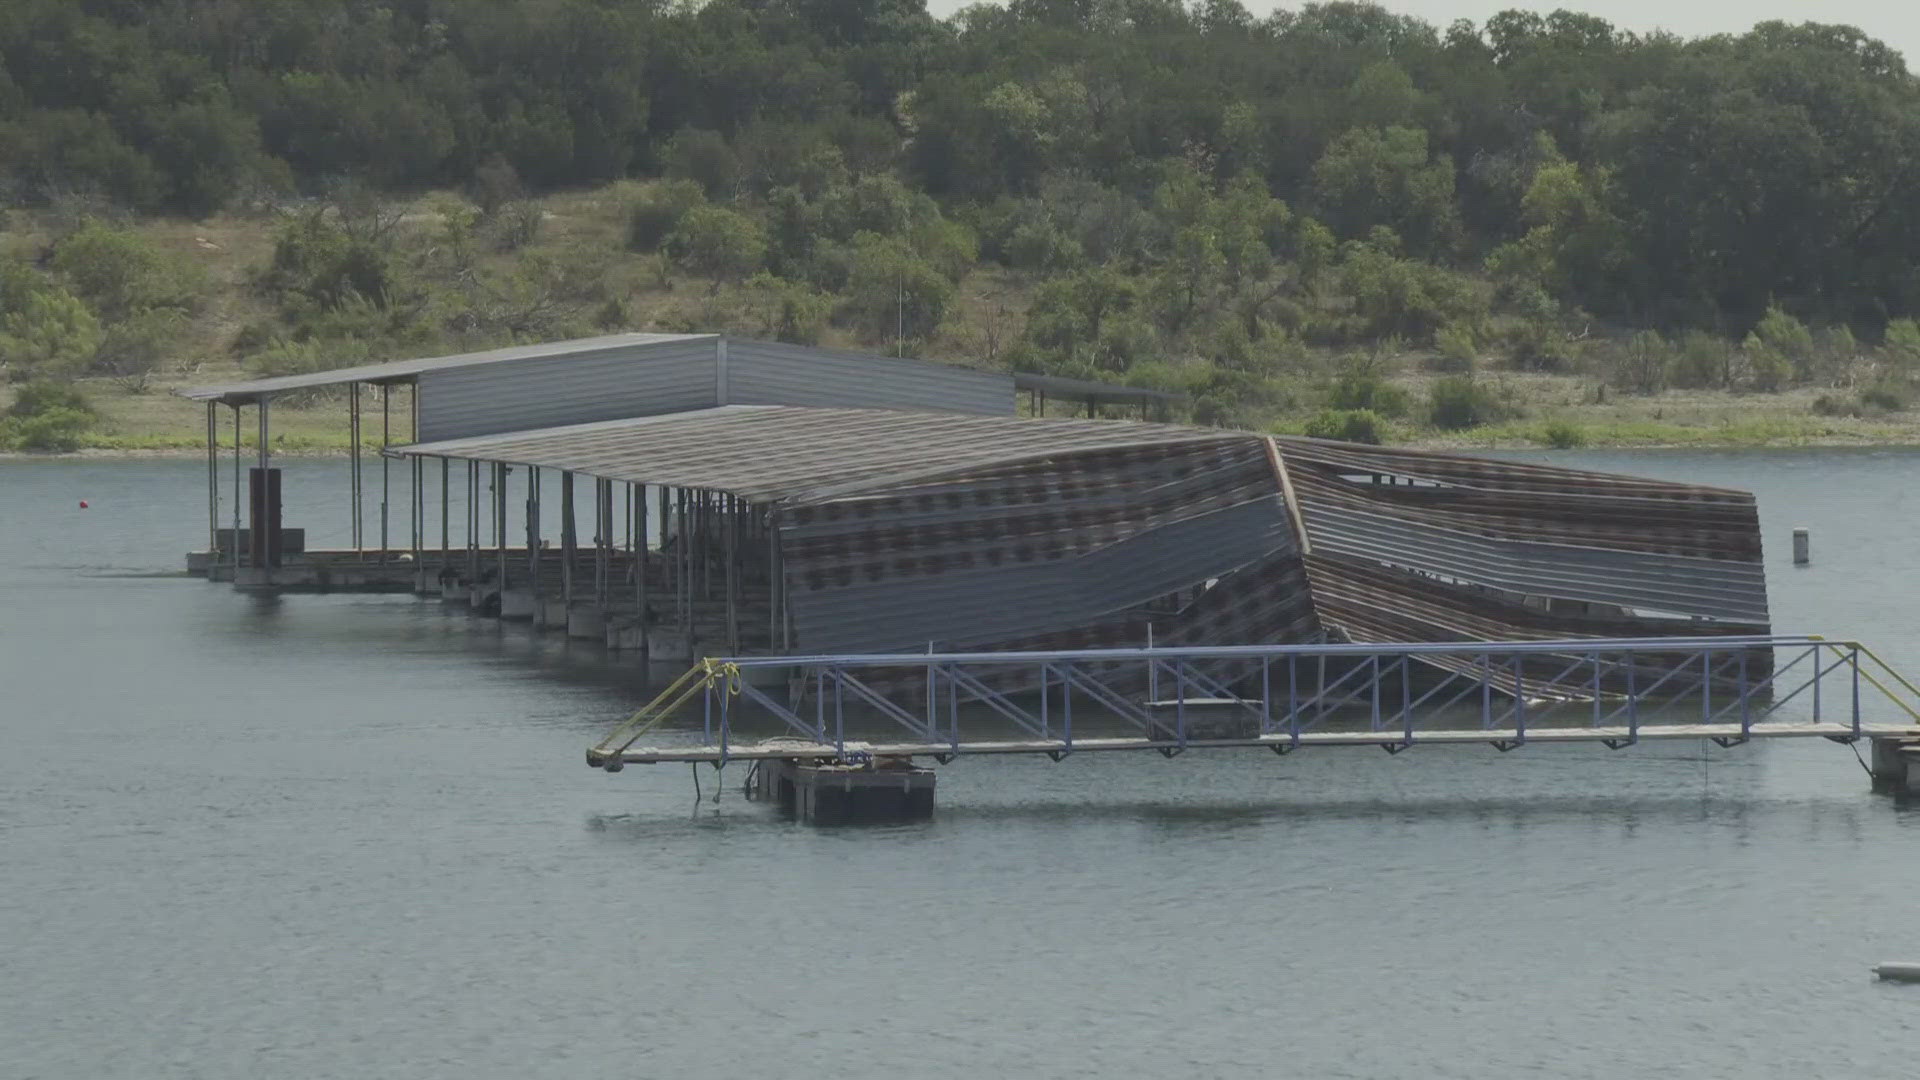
5,0,1920,451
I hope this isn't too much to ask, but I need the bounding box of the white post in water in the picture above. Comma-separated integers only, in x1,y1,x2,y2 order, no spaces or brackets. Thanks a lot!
1792,527,1810,566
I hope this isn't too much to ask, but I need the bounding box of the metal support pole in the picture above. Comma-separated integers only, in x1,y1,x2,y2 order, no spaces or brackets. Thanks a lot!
724,495,739,654
466,460,478,581
411,456,423,586
1852,645,1862,737
494,463,508,591
679,489,692,656
1626,650,1638,740
232,404,241,573
636,484,650,660
1701,650,1712,726
379,386,391,561
409,390,420,579
560,472,576,609
1813,643,1823,722
1370,654,1381,731
1511,653,1525,740
766,507,779,652
595,478,611,608
204,401,217,556
526,467,541,606
1739,649,1751,734
440,457,449,570
349,383,361,551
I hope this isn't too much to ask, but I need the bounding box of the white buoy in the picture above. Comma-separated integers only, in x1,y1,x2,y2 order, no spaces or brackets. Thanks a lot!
1873,962,1920,982
1792,527,1810,566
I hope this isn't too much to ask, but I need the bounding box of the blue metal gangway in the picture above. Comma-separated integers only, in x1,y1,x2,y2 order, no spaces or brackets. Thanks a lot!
587,635,1920,769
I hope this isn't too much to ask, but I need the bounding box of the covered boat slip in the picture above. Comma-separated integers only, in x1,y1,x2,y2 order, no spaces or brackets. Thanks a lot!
176,334,1178,652
178,332,1772,698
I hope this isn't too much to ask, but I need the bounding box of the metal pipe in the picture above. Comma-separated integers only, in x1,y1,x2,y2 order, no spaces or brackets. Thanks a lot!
379,386,390,560
595,478,611,608
411,455,423,586
440,457,449,568
724,494,738,654
636,484,649,661
766,506,778,652
409,386,420,579
232,404,240,574
680,489,693,656
560,472,575,609
466,459,479,582
255,398,270,575
204,401,217,557
495,462,507,591
349,384,361,551
526,467,541,606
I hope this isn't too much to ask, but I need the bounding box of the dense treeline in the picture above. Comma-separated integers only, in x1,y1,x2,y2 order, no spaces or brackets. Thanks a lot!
5,0,1920,446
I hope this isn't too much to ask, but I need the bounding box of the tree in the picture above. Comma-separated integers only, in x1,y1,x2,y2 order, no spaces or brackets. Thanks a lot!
1311,126,1460,257
52,221,204,321
841,233,951,347
0,264,101,380
2,379,95,451
666,206,768,289
1743,305,1814,391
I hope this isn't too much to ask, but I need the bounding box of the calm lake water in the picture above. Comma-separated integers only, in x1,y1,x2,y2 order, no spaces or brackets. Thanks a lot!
4,449,1919,1079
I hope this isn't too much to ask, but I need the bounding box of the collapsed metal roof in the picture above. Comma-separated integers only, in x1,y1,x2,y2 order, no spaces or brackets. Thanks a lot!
387,404,1770,696
390,405,1247,504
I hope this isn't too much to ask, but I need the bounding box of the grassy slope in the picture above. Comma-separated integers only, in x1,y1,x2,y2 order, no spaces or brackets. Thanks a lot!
7,184,1920,454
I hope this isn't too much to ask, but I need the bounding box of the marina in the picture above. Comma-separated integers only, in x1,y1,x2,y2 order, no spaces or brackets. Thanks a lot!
162,334,1919,820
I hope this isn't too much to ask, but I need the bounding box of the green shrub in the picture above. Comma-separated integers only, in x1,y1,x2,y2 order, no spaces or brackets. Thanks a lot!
665,206,768,288
1745,305,1814,386
1428,375,1512,430
626,179,707,252
1433,322,1478,372
1671,330,1732,389
4,407,93,451
1859,381,1912,412
8,380,94,419
51,220,205,319
1327,372,1410,417
3,381,95,451
1611,329,1672,394
1537,419,1587,448
0,264,102,380
1304,408,1386,444
1810,393,1857,418
1883,318,1920,376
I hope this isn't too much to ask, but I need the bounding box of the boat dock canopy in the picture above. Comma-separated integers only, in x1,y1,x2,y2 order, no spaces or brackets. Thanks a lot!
178,333,1170,430
177,332,714,404
389,404,1245,504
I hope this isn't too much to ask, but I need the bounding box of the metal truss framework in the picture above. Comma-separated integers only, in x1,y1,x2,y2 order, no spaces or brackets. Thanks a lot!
588,635,1920,768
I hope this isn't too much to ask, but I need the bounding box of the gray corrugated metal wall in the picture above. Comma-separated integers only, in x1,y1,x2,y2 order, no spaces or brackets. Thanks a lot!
414,337,1015,441
724,339,1013,415
416,338,720,441
786,497,1295,653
